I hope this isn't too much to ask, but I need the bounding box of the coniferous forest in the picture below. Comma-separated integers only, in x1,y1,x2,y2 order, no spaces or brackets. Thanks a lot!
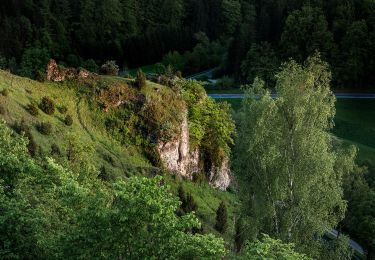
1,0,375,259
0,0,375,88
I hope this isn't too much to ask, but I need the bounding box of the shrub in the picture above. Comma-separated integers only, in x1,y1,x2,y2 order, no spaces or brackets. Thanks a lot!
39,96,55,115
0,105,5,115
59,106,68,114
192,172,207,184
135,69,146,89
103,153,116,167
98,166,110,181
185,193,198,213
64,114,73,126
51,143,61,155
100,60,119,76
35,70,46,82
13,119,30,134
37,122,53,135
1,89,9,96
214,202,228,233
26,103,39,116
82,59,99,73
25,131,38,157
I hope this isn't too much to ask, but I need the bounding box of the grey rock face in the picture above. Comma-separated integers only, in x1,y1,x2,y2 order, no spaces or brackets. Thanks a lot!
157,112,230,190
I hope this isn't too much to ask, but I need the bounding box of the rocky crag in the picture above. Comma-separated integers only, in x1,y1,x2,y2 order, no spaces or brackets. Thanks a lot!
157,112,231,190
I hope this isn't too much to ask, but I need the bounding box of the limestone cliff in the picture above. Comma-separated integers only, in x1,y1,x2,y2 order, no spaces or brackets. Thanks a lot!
157,112,231,190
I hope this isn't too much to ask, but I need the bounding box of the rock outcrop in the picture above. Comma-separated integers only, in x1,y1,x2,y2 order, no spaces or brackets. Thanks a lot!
46,59,92,82
157,112,231,190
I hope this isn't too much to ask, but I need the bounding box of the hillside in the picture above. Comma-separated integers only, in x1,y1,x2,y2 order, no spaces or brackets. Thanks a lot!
0,68,239,246
0,70,151,176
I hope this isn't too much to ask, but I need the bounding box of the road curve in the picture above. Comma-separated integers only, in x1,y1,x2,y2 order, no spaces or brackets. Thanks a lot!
209,93,375,99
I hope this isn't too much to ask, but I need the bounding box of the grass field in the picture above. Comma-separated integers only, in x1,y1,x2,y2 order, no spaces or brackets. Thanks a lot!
128,64,158,77
217,98,375,165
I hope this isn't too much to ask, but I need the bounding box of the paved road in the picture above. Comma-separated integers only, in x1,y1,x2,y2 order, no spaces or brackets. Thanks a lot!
187,69,216,80
209,93,375,99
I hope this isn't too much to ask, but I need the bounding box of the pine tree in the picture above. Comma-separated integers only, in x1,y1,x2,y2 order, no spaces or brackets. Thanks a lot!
215,201,228,233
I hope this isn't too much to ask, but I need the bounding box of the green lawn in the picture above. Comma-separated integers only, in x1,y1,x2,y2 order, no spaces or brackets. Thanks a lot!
128,64,158,77
217,98,375,165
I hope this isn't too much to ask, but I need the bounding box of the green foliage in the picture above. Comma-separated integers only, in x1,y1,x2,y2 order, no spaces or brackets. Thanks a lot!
177,185,198,215
162,51,186,72
64,114,73,126
0,105,5,115
135,69,146,89
37,122,53,135
242,234,312,260
39,96,55,115
215,202,228,234
342,158,375,256
319,235,354,260
50,143,61,156
241,42,280,85
179,80,235,166
26,103,39,116
82,59,99,73
0,120,226,258
100,60,119,76
337,20,370,87
280,6,334,62
234,54,354,252
1,88,9,97
19,45,50,79
58,105,68,114
0,120,36,191
141,89,185,143
63,177,223,258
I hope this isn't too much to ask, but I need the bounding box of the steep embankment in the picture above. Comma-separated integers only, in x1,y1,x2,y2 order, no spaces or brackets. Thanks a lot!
0,68,239,244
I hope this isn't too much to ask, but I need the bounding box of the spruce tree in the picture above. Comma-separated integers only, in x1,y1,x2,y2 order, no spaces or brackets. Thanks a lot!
215,201,228,233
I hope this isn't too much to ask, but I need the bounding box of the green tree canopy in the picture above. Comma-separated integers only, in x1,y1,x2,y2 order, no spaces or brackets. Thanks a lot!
280,6,334,62
234,54,356,254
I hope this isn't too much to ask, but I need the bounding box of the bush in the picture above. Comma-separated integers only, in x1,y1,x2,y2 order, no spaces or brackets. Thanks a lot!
185,193,198,213
51,143,61,155
39,96,55,115
35,70,46,82
98,166,110,181
135,69,146,89
103,153,116,167
25,131,38,157
64,115,73,126
214,202,228,234
82,59,99,73
37,122,53,135
1,89,9,96
13,119,30,134
100,60,119,76
59,106,68,114
193,172,207,184
26,103,39,116
0,105,5,115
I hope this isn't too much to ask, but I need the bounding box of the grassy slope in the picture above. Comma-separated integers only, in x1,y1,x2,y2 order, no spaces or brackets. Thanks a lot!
0,70,150,176
0,70,239,246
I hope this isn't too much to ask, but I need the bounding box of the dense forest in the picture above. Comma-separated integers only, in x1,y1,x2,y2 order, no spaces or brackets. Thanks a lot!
1,0,375,87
